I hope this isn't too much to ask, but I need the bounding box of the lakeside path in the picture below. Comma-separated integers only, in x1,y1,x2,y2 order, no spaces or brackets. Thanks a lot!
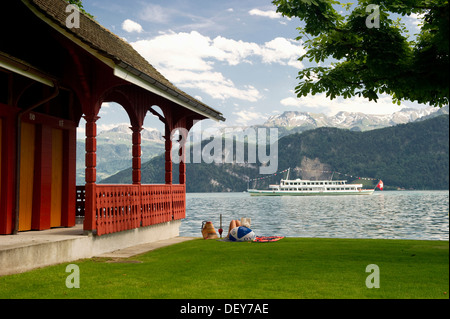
0,237,448,299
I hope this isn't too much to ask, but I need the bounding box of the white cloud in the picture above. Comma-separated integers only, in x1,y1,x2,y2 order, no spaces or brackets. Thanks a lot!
260,38,304,68
133,31,221,71
281,93,407,115
280,97,302,107
131,31,305,101
161,68,261,101
122,19,143,33
138,4,218,32
233,110,267,126
405,12,426,32
138,4,171,24
132,31,304,71
212,36,261,65
97,122,132,133
249,9,282,19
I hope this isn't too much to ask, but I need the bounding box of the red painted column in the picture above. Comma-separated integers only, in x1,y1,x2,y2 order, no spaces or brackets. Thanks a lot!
31,124,52,230
179,130,187,185
131,126,142,185
164,125,172,185
83,114,99,233
0,110,17,234
61,127,77,227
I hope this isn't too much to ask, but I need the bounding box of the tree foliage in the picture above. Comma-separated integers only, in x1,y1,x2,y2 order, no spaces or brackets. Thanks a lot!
65,0,94,18
272,0,449,107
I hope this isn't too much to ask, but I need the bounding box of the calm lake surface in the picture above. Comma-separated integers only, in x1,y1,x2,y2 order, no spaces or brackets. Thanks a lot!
180,191,449,241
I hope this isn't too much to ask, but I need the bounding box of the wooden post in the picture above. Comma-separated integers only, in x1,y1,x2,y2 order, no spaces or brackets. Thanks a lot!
83,114,99,233
164,125,172,185
0,110,17,234
61,127,77,227
31,124,52,230
179,129,187,185
131,126,142,185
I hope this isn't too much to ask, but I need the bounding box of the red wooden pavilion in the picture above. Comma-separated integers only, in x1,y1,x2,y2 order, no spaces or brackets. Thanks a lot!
0,0,224,236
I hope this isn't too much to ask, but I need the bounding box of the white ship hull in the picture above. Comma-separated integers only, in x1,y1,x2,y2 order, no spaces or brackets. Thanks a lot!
248,189,375,196
248,169,380,196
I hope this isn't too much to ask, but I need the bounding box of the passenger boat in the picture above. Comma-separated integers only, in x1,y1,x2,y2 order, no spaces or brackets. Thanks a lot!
248,170,382,196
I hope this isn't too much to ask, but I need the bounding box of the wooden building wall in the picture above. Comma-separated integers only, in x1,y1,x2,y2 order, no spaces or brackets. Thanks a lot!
0,104,77,234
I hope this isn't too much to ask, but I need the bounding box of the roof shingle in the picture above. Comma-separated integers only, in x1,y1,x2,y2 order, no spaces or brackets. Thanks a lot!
23,0,225,121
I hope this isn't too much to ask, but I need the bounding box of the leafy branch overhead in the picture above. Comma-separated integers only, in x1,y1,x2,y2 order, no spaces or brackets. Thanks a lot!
272,0,449,107
65,0,94,18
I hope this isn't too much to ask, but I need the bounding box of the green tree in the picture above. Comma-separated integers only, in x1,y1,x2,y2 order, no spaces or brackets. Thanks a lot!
273,0,449,107
65,0,93,18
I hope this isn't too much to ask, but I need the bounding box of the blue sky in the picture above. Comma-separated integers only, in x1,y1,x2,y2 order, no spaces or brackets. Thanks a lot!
79,0,429,135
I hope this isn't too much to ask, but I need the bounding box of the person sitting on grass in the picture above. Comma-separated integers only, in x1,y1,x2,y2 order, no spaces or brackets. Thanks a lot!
227,219,241,237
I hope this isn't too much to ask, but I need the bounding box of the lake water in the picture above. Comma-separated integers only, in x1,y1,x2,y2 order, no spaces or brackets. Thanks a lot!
180,191,449,241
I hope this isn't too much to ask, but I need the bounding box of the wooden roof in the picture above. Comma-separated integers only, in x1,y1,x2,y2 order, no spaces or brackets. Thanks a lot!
23,0,225,122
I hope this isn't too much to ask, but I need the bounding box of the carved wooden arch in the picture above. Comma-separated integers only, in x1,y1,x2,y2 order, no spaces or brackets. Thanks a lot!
101,86,140,128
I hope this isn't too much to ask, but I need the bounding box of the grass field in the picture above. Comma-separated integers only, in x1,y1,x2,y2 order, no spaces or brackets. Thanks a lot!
0,238,448,299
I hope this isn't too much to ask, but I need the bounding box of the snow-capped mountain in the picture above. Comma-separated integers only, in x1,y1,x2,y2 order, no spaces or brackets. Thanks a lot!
263,106,448,132
76,125,165,184
96,125,164,144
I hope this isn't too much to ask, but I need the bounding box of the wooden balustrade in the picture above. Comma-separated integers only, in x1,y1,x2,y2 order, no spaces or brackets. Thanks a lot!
77,184,186,236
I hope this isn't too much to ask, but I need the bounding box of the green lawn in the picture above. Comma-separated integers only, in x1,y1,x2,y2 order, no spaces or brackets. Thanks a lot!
0,238,448,299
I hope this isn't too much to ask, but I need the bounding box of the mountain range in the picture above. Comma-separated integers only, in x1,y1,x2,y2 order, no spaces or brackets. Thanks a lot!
261,105,449,133
97,125,165,143
76,106,448,184
76,125,164,184
102,115,449,191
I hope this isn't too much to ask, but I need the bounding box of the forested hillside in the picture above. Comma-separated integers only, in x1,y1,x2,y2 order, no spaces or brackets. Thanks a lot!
101,115,449,191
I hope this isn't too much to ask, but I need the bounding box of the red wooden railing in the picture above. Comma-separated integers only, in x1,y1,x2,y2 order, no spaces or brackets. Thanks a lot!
77,184,186,236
